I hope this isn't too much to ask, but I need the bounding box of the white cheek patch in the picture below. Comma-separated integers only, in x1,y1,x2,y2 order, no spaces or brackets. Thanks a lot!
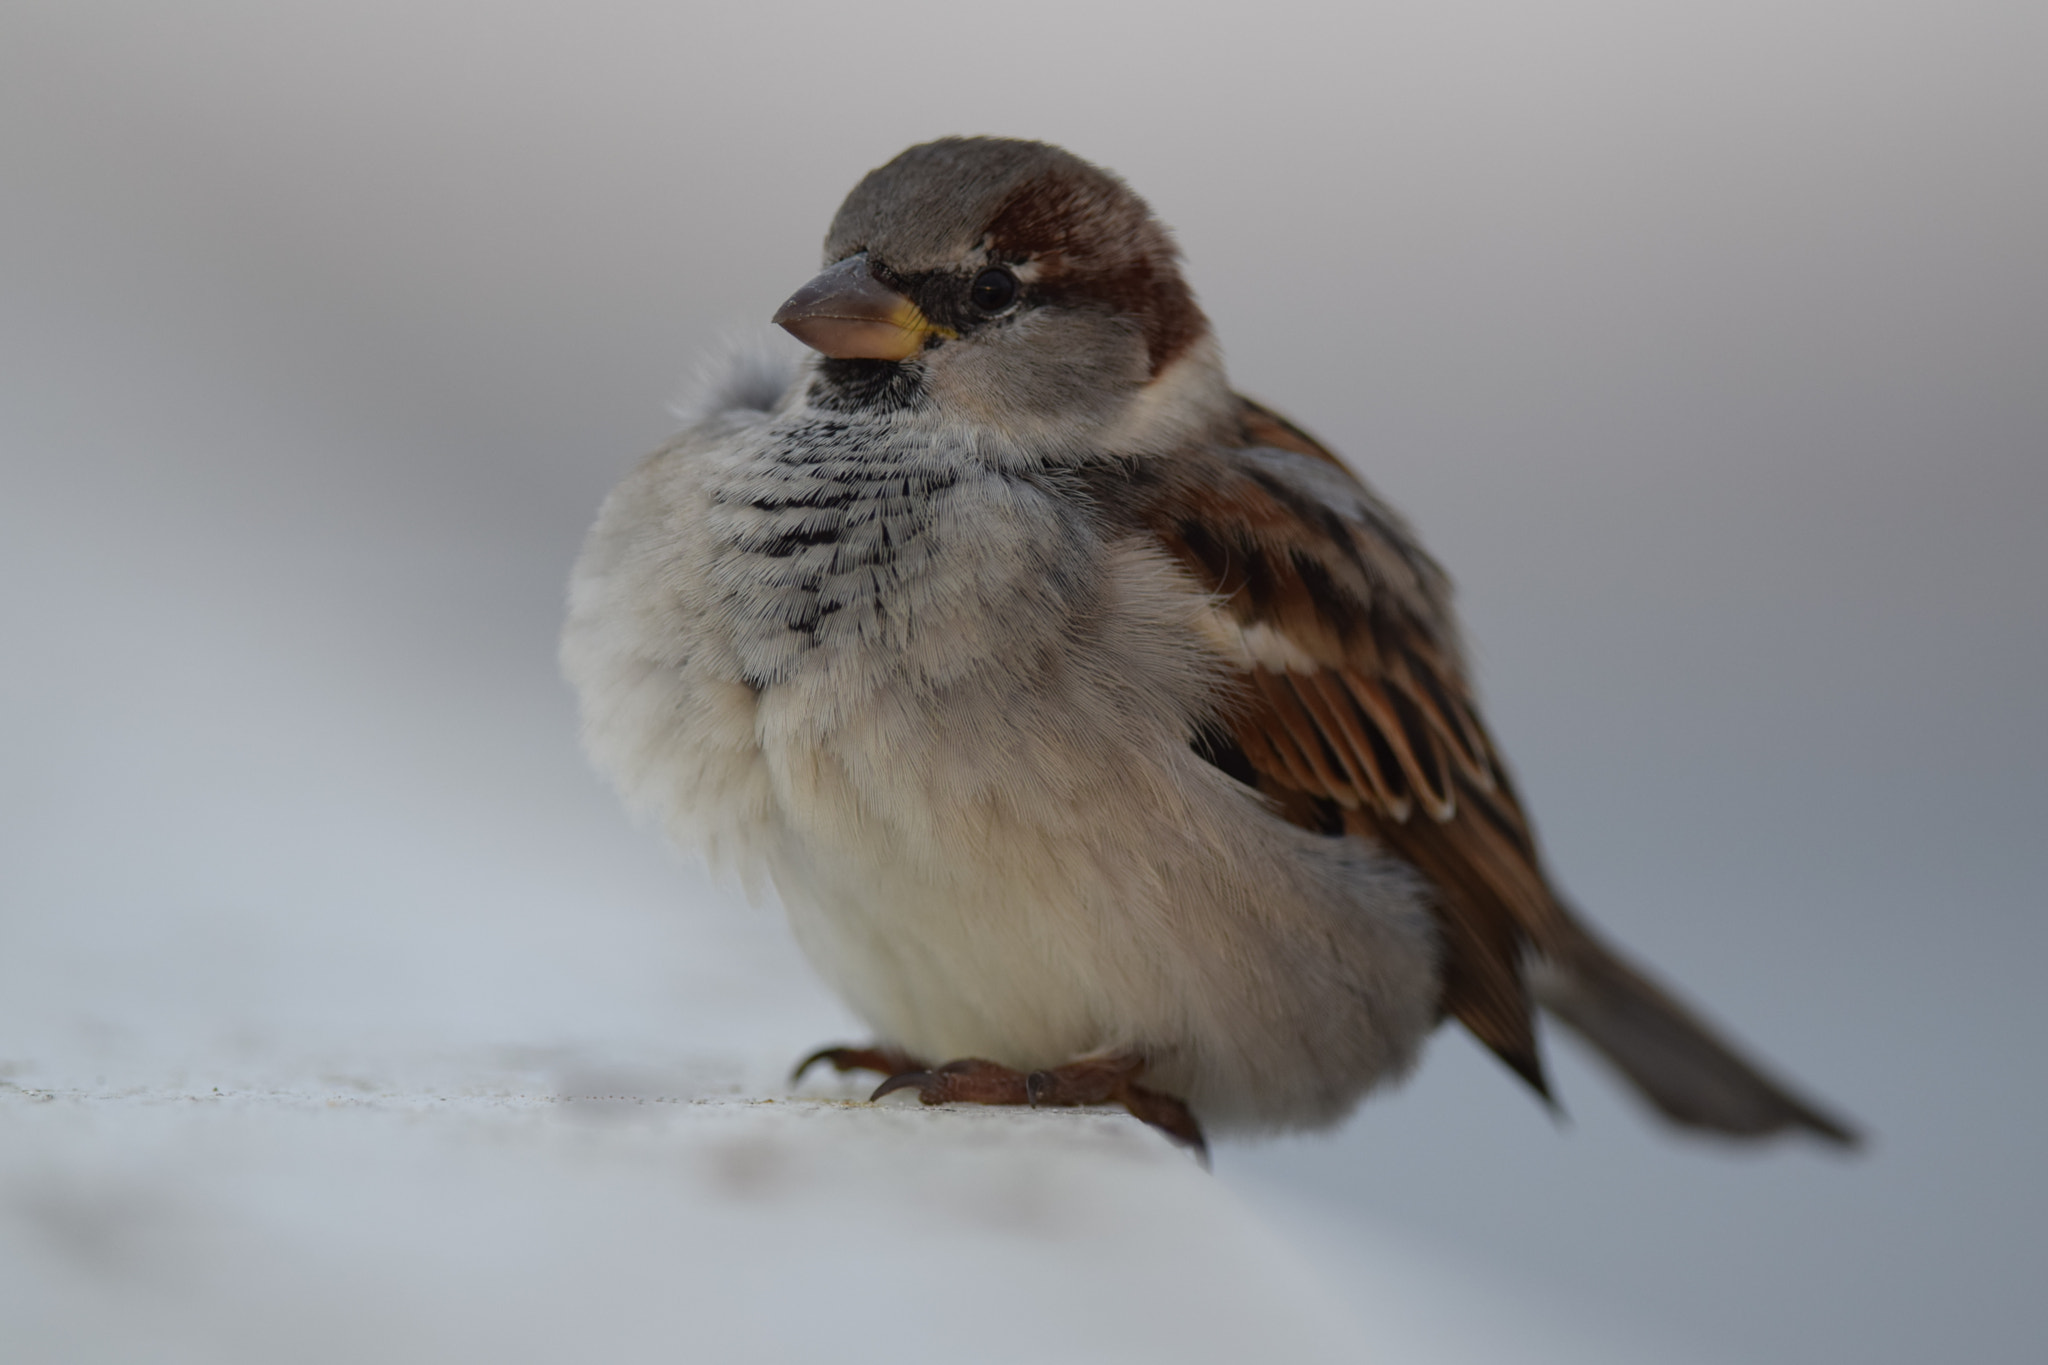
1099,336,1232,456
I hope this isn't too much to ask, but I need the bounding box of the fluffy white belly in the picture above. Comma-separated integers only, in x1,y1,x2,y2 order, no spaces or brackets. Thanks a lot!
755,690,1218,1074
766,794,1173,1075
739,625,1442,1132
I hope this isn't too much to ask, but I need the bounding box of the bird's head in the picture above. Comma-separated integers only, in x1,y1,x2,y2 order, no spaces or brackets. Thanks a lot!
774,137,1230,456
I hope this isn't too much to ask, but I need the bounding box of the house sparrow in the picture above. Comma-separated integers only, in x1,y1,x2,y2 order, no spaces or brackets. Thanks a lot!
562,136,1857,1155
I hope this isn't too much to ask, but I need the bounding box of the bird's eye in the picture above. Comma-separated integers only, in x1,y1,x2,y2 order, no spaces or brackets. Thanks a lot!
969,267,1019,313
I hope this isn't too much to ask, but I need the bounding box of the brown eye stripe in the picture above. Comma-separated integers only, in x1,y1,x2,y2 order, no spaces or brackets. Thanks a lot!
981,169,1207,377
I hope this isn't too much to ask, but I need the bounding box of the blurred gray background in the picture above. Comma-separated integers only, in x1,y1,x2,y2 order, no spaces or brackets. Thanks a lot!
4,1,2043,1360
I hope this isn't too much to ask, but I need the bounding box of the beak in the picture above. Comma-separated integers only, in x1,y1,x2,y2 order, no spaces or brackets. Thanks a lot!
772,254,955,360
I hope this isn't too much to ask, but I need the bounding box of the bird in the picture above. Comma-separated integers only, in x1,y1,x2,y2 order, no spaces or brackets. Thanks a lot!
561,136,1858,1157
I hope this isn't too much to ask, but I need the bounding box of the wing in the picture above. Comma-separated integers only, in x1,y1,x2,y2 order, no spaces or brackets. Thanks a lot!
1087,395,1859,1143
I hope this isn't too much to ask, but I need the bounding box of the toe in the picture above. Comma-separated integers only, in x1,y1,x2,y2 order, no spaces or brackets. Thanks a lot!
868,1058,1032,1106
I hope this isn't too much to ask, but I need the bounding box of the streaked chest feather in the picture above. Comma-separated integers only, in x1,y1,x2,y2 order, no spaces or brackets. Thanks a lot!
702,416,1096,707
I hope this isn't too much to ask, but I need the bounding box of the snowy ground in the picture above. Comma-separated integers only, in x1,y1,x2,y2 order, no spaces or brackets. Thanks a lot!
6,5,2046,1363
0,1050,1903,1365
7,1080,1371,1365
5,1063,1650,1365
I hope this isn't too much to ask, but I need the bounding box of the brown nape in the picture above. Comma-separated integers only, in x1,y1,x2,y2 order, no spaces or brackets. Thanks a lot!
982,170,1208,378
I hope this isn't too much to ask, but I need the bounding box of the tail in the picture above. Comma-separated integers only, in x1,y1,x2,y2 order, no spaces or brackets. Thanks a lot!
1529,922,1861,1147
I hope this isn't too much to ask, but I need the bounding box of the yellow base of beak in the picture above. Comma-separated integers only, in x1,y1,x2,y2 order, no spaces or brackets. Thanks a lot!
772,254,954,361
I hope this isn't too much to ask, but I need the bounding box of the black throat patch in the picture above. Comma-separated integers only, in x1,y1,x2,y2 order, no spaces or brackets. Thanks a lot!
810,358,927,414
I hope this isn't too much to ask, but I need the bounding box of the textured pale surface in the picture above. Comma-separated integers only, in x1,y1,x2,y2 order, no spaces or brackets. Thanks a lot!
3,1062,1671,1365
3,1079,1369,1365
3,3,2043,1362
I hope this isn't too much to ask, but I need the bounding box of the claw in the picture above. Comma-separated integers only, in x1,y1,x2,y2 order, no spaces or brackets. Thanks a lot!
868,1070,934,1102
1024,1071,1053,1107
1121,1081,1209,1165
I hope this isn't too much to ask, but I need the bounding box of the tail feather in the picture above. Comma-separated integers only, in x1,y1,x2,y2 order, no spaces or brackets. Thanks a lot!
1530,925,1860,1147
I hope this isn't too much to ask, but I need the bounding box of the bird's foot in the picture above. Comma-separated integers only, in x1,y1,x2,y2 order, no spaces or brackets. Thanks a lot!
868,1051,1208,1162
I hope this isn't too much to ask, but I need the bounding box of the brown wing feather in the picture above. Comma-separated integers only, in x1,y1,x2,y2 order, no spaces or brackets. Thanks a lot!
1136,397,1562,1095
1101,393,1859,1143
